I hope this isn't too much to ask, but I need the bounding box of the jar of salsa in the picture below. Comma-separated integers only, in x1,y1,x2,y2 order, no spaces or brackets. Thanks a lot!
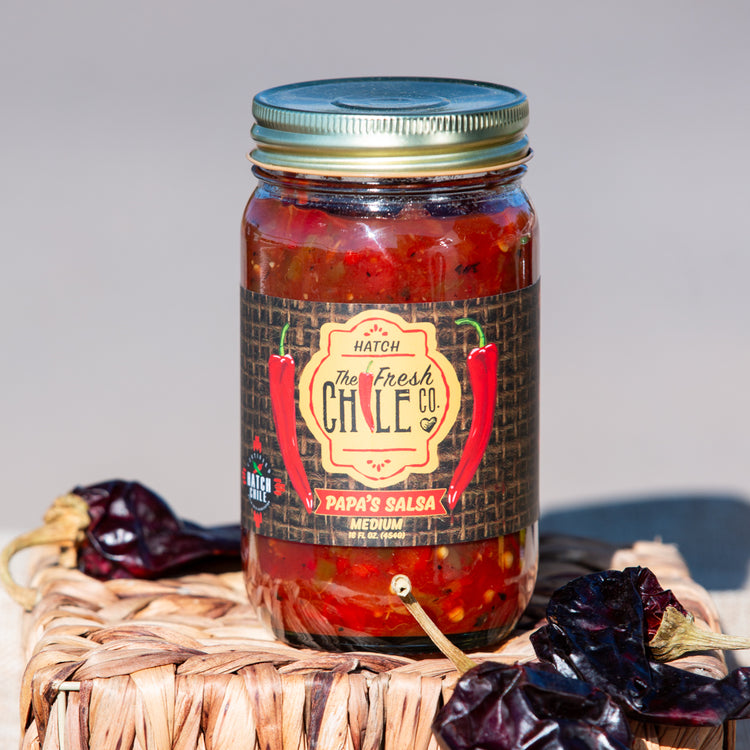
241,77,539,654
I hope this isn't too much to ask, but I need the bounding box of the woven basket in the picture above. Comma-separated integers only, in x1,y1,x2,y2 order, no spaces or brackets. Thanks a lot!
19,534,736,750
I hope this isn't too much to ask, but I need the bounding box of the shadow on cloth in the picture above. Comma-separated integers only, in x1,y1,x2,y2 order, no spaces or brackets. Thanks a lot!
540,493,750,591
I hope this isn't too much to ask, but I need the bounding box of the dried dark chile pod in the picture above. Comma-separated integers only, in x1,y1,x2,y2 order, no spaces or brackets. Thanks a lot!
74,480,241,579
1,479,243,608
531,567,750,726
632,567,689,639
433,660,632,750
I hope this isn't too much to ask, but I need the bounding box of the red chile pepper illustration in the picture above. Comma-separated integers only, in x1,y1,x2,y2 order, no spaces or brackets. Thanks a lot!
269,322,315,513
359,360,375,432
446,318,498,511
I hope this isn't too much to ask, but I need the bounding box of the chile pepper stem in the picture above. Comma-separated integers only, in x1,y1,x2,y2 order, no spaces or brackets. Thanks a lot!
649,606,750,662
279,322,290,357
391,574,477,675
365,360,373,374
455,317,486,347
0,494,90,610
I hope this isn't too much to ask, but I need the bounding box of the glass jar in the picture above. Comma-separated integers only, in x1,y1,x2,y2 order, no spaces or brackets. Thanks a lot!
240,78,539,654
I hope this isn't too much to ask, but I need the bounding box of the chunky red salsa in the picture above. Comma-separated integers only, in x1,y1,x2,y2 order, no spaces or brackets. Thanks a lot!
242,169,538,653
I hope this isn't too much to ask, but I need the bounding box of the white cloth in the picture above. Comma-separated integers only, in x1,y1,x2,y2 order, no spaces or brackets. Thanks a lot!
0,530,27,749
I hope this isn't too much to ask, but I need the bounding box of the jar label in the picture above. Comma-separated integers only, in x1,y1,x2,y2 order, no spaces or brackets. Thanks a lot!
241,282,539,547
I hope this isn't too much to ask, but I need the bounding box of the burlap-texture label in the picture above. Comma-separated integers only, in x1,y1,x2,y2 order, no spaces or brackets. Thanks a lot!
241,282,539,547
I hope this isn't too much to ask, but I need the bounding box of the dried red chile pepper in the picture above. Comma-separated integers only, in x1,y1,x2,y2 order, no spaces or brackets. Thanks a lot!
74,480,241,579
530,567,750,726
0,479,242,607
427,566,750,749
268,322,315,513
434,661,632,750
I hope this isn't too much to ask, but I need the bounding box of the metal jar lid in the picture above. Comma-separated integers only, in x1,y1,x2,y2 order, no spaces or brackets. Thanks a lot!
249,77,531,177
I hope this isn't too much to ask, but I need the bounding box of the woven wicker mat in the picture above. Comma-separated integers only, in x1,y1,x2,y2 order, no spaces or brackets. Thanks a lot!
18,534,736,750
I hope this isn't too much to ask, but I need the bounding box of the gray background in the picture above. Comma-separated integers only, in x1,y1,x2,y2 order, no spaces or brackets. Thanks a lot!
2,0,749,550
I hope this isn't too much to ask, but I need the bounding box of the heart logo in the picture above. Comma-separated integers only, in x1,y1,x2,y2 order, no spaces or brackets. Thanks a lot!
420,416,437,433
